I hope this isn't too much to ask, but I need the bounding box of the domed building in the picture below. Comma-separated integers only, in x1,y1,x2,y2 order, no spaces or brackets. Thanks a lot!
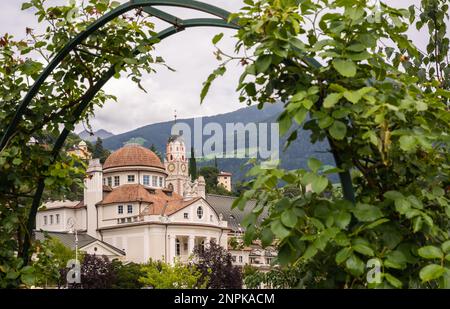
35,141,228,264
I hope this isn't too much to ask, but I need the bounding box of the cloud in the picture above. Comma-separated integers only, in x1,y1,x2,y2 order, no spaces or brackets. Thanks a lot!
1,0,444,135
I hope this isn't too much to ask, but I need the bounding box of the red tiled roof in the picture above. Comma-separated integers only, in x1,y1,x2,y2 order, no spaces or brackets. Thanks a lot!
103,144,164,170
98,184,196,216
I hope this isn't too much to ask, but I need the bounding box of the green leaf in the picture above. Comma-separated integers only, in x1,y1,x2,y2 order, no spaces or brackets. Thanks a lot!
311,176,328,194
399,135,417,152
336,247,353,264
255,55,272,73
21,2,33,10
353,244,374,256
212,33,224,44
335,211,351,229
318,116,334,129
384,273,403,288
271,220,290,239
302,245,318,261
294,108,308,125
281,209,297,228
332,59,357,77
345,254,365,276
442,241,450,253
323,93,343,108
353,203,383,222
419,264,446,282
384,190,404,200
418,246,443,259
343,91,362,103
307,157,322,173
261,228,274,247
329,120,347,140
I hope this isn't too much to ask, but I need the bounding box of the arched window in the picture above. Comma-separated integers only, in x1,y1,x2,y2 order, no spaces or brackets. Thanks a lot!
197,206,203,219
170,154,173,160
175,238,181,256
168,183,174,191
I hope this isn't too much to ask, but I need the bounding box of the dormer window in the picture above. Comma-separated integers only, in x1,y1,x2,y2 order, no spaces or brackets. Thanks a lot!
184,213,189,219
127,205,133,214
128,175,135,183
118,205,123,214
114,176,120,186
152,176,157,187
107,177,112,187
197,206,203,219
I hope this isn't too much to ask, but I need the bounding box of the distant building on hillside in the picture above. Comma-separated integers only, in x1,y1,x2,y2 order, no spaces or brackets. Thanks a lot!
67,141,92,160
217,171,232,191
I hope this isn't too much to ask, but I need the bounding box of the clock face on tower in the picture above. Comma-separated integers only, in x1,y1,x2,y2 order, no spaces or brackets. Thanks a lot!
168,163,175,172
181,163,187,172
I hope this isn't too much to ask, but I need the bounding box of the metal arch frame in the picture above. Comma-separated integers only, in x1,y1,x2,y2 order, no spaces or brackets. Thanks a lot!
0,0,355,263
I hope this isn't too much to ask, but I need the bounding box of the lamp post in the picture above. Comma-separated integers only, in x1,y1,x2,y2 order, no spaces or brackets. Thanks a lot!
67,217,78,263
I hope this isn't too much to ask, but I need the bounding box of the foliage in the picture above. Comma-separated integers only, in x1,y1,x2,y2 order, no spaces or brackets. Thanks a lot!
139,259,205,289
189,147,198,181
91,137,111,164
193,241,242,289
149,143,163,162
0,0,161,287
111,260,145,289
60,254,115,289
204,0,450,288
243,264,304,289
32,236,75,287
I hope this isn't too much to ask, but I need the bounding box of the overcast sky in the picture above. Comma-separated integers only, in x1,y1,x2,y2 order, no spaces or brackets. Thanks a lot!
1,0,427,134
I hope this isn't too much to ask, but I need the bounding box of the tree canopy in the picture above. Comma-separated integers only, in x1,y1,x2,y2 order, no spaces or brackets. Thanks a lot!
204,0,450,288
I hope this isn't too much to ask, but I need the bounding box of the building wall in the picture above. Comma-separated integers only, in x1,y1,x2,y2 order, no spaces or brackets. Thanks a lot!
218,175,232,191
102,169,166,189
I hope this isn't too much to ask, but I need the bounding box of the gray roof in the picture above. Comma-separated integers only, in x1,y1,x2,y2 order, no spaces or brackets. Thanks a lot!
34,230,125,255
206,194,264,232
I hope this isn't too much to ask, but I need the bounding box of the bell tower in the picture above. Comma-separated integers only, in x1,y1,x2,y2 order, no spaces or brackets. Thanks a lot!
164,135,189,195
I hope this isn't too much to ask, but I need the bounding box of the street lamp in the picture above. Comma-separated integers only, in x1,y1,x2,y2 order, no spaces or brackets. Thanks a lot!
67,217,78,263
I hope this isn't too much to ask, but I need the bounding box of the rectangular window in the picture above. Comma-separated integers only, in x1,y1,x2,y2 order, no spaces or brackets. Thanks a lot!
175,240,181,256
159,177,163,187
43,216,47,225
143,175,150,185
50,215,53,225
239,256,243,263
184,213,189,219
56,214,60,224
127,175,135,183
120,218,125,223
127,217,132,223
127,205,133,214
152,176,157,187
232,256,236,262
114,176,120,187
103,178,106,185
107,177,112,187
118,205,123,214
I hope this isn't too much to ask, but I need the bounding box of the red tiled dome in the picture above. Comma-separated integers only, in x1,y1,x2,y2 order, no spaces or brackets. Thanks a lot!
103,144,164,170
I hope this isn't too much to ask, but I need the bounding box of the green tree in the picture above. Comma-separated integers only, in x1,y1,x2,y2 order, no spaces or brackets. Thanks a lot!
92,137,111,163
32,237,75,287
111,260,145,289
0,0,159,287
189,147,197,181
139,259,205,289
204,0,450,288
198,166,219,191
149,143,163,162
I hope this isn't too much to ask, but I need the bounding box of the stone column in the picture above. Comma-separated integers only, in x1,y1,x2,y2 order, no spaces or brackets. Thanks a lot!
188,235,195,256
169,235,176,264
